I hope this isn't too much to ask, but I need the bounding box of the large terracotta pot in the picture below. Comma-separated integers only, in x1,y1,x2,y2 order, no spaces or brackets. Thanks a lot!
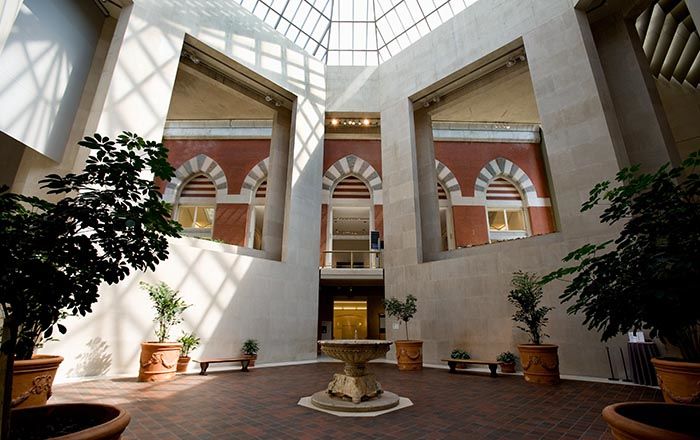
651,358,700,405
12,354,64,408
11,403,130,439
517,344,560,385
602,402,700,440
395,340,423,371
176,356,190,373
138,342,181,382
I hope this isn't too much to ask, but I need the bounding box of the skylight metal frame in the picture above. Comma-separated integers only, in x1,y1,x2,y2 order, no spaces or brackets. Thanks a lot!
234,0,476,65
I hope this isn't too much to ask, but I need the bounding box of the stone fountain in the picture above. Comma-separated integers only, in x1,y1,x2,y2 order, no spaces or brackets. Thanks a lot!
312,340,399,412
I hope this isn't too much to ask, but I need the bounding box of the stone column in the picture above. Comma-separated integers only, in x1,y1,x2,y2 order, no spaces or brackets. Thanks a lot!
262,108,292,261
94,4,184,140
414,107,441,261
591,12,679,169
380,99,422,267
0,0,22,55
524,7,630,238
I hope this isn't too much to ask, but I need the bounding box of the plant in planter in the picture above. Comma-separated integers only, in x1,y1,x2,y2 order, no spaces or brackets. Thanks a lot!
543,152,700,408
139,282,190,382
450,349,470,369
0,132,180,439
176,332,200,373
384,295,422,371
241,339,260,367
497,351,518,373
507,271,559,384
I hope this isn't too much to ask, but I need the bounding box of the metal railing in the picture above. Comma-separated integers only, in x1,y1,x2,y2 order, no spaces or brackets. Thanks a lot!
320,250,383,269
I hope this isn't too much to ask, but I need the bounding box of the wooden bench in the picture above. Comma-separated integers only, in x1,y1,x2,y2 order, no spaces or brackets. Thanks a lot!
441,358,502,377
193,357,250,375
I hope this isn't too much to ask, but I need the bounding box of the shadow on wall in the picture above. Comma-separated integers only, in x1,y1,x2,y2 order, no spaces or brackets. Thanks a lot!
66,337,112,378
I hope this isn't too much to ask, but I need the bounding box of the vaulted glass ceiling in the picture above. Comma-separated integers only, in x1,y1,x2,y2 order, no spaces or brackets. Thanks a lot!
234,0,477,65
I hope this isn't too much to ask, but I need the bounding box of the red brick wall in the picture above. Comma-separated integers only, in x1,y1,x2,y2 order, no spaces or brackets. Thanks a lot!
213,204,249,246
452,206,489,247
164,139,271,194
434,142,550,197
528,207,556,236
323,139,382,174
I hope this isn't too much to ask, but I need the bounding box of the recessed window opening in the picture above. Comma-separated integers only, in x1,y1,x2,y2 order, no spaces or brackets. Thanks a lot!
176,174,216,239
486,177,529,242
328,174,374,268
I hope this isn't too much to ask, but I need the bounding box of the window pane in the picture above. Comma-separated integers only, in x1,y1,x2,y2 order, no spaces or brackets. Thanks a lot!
194,207,215,228
507,210,526,231
178,206,196,228
488,210,506,231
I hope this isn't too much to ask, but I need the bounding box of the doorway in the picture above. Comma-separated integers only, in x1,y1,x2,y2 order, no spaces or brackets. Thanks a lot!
333,300,367,339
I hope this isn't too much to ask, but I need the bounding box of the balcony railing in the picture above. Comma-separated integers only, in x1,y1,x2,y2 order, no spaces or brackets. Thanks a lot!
321,250,383,269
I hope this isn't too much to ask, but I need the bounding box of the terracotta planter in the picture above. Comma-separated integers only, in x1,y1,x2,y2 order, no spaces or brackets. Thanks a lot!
651,358,700,405
138,342,181,382
11,403,130,439
500,362,516,374
176,355,190,373
242,354,257,367
517,344,560,385
12,354,64,408
602,402,700,440
395,340,423,371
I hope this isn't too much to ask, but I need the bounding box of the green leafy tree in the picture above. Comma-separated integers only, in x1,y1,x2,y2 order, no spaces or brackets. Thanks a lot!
0,132,181,438
507,271,552,345
141,282,190,343
178,332,200,357
542,152,700,361
384,295,418,340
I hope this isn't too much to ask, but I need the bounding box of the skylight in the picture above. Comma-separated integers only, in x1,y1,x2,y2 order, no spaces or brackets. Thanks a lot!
234,0,477,65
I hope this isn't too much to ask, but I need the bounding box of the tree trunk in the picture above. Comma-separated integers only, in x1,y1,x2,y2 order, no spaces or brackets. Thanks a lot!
0,320,17,440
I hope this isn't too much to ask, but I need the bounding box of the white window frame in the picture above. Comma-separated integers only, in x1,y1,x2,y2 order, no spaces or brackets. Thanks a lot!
175,203,216,239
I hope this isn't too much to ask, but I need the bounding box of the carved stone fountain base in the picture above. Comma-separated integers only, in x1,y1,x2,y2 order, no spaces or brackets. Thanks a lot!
311,390,400,413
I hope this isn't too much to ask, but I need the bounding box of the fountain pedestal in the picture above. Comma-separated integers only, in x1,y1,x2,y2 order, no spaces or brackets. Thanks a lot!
312,340,399,412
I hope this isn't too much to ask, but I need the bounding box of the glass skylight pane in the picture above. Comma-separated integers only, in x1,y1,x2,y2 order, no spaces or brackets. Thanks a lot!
338,1,352,20
354,0,370,21
354,23,368,49
353,51,366,65
253,4,269,21
283,0,302,20
339,50,352,65
265,11,280,27
339,22,352,49
426,11,442,29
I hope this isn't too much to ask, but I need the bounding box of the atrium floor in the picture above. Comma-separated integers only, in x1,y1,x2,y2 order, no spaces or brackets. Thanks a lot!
52,362,661,439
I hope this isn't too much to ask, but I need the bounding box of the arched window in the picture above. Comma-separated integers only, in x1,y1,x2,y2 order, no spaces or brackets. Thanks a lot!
248,179,267,250
485,177,529,242
175,173,216,238
329,175,373,268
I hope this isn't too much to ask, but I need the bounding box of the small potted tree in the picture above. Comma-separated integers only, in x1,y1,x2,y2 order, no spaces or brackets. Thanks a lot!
0,132,180,439
543,152,700,418
177,332,200,373
384,295,422,371
241,339,259,367
507,271,559,384
497,351,518,373
139,282,189,382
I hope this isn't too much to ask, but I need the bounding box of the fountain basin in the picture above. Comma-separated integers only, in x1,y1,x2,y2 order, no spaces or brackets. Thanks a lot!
314,340,398,411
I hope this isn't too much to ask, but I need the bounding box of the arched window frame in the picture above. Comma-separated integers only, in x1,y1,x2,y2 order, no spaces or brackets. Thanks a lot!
242,158,269,250
475,158,536,243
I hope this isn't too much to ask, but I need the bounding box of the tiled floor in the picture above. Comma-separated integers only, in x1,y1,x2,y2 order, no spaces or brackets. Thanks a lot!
52,363,661,439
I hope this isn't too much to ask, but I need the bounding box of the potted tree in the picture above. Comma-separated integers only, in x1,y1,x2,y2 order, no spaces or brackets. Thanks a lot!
139,282,189,382
384,295,422,371
241,339,259,367
0,132,180,439
497,351,518,373
507,271,559,384
177,332,200,373
543,152,700,413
